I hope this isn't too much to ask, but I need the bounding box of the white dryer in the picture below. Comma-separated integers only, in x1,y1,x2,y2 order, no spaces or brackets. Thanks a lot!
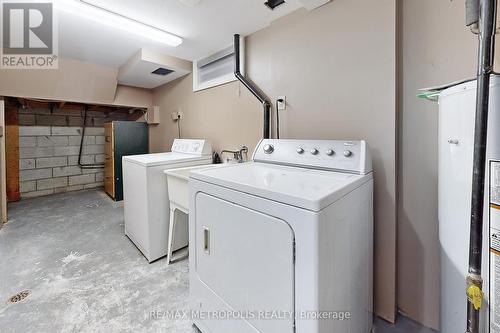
189,139,373,333
123,139,212,262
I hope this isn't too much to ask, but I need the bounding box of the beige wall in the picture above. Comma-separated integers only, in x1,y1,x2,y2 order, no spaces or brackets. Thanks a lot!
113,85,153,108
0,58,153,107
152,0,398,321
0,58,118,103
151,75,263,153
399,1,482,329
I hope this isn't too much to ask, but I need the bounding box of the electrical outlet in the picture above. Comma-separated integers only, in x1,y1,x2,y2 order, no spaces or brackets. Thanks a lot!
171,111,179,120
277,96,286,110
177,111,183,119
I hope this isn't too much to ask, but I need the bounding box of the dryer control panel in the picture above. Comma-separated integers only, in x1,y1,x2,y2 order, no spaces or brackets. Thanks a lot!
171,139,213,156
253,139,372,175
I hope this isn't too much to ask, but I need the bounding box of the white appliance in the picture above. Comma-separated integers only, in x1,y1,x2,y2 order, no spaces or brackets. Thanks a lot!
123,139,212,262
438,77,500,332
189,139,373,333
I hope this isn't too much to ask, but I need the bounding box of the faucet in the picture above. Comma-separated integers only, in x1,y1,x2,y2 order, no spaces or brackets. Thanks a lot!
221,146,248,163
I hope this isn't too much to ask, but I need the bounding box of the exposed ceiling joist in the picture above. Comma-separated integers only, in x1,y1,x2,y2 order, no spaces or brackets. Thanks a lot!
5,97,146,115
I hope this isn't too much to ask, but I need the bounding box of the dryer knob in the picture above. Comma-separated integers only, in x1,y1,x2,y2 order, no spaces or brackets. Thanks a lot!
263,144,274,154
343,150,353,157
326,149,335,156
296,147,305,154
310,148,319,155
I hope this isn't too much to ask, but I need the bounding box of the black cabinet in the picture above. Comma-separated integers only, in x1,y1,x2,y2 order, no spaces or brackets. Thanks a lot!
104,121,148,201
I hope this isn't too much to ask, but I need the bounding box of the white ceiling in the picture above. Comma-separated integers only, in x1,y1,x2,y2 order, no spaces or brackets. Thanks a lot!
56,0,304,69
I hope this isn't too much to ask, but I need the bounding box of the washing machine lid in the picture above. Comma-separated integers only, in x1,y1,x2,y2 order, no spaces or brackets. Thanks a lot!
123,152,212,167
191,162,372,211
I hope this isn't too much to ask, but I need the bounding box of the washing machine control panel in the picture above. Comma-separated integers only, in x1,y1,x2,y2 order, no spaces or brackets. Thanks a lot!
171,139,212,156
254,139,372,175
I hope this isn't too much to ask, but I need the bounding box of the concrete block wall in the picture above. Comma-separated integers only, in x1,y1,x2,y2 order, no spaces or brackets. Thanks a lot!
19,126,105,198
17,107,129,199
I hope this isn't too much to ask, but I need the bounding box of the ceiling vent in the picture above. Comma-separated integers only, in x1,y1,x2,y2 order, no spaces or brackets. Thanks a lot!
118,49,191,89
265,0,286,10
151,68,174,76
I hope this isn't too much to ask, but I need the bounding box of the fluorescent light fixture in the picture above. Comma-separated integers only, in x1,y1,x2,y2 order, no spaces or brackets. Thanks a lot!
54,0,183,47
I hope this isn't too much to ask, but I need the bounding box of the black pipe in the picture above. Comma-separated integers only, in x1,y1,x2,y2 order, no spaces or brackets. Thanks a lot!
78,107,104,169
466,0,496,332
234,34,271,139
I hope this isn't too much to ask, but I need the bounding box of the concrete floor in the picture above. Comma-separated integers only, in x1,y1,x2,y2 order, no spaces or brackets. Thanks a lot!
0,189,437,333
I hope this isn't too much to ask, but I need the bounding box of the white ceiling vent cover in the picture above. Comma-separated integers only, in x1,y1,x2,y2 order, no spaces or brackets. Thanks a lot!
118,49,192,89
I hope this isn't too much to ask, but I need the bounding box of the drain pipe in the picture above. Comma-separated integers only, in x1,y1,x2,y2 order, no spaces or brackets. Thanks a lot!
78,106,105,169
234,34,271,139
466,0,497,332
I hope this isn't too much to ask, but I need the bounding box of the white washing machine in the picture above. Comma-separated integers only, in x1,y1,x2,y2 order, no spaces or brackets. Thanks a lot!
123,139,212,262
189,139,373,333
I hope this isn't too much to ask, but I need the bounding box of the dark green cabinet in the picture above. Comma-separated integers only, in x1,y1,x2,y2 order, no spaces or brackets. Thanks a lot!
104,121,148,201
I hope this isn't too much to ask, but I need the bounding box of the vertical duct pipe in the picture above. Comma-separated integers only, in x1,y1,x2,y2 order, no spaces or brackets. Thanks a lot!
466,1,497,332
233,34,271,139
466,0,480,26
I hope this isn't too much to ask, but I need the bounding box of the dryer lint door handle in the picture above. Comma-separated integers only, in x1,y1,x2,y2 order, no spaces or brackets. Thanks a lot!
203,227,210,255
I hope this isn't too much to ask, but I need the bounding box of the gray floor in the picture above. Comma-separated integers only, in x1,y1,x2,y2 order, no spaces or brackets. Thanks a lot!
0,189,437,333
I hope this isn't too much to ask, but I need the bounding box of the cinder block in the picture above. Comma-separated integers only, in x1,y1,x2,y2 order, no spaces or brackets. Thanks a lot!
19,137,36,147
68,135,95,146
53,108,82,116
20,159,35,170
93,118,107,127
95,154,106,164
19,126,51,136
83,168,104,174
69,173,95,186
68,155,94,165
53,166,82,177
36,115,67,126
19,108,50,115
87,111,107,118
20,181,36,192
20,147,54,158
21,189,54,198
82,145,104,155
54,185,84,194
51,126,82,136
20,168,52,181
95,172,104,182
37,177,68,190
84,182,104,189
36,156,67,168
95,136,105,145
68,116,84,126
18,114,36,126
54,146,80,156
84,127,105,136
37,136,68,147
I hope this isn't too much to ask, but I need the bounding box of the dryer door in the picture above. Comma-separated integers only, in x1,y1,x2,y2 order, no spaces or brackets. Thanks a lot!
194,193,295,333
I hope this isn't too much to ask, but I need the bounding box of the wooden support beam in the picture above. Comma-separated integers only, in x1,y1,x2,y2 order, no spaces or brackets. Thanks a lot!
6,96,133,117
5,106,19,202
